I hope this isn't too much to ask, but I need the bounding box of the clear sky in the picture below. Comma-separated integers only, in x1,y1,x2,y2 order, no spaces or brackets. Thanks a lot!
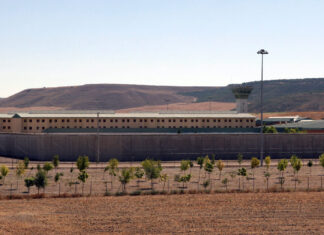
0,0,323,97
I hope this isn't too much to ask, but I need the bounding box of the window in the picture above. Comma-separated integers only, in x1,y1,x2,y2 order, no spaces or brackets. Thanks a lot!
207,119,210,123
24,127,27,130
54,119,57,123
91,119,94,123
111,119,114,123
62,119,65,123
127,119,129,122
161,119,165,122
3,120,6,123
184,120,187,122
144,119,147,122
173,119,176,122
67,119,70,123
24,120,27,123
122,119,125,122
133,119,136,122
229,119,231,122
103,119,106,123
139,119,143,122
74,119,77,123
157,119,160,122
180,119,183,122
2,126,5,129
151,119,154,122
225,119,228,122
49,119,52,123
218,120,221,122
240,119,243,122
202,119,205,122
36,127,39,130
115,119,118,123
29,127,32,130
79,119,82,122
191,119,194,122
29,120,32,123
42,119,45,123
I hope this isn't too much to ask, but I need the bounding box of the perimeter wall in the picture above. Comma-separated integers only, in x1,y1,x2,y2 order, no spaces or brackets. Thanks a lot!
0,133,323,161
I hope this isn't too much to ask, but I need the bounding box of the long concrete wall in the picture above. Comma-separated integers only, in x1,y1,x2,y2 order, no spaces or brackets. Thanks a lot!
0,133,323,161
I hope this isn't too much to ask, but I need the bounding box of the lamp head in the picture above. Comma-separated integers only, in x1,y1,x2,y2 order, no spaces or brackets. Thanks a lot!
257,49,269,54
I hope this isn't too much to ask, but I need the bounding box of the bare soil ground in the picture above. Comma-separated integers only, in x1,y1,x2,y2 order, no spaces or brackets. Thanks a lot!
0,192,323,234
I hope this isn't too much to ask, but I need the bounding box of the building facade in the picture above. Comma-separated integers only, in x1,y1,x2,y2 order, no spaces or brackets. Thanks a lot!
0,111,256,133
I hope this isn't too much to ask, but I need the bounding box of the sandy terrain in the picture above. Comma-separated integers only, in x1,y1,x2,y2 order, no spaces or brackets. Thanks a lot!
116,101,235,113
0,192,323,234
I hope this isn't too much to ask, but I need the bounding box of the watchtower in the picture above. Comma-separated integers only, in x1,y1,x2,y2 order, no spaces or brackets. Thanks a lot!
231,85,253,113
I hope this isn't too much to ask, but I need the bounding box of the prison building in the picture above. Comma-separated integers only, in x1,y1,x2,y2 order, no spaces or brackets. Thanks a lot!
0,111,256,133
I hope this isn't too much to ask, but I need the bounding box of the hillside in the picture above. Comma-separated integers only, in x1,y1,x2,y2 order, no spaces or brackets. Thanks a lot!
0,84,216,110
1,78,324,112
180,78,324,112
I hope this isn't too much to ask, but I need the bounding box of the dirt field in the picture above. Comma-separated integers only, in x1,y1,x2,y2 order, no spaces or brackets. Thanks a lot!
0,157,323,196
0,192,323,234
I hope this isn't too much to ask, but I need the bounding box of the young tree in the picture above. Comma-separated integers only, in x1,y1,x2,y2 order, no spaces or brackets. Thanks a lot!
52,155,60,172
307,160,313,175
211,154,216,166
76,155,90,172
104,158,119,190
34,170,47,194
118,168,134,193
54,172,64,183
141,159,162,190
196,156,204,183
216,160,225,180
277,159,288,190
204,158,214,189
24,177,34,193
189,160,194,175
290,155,298,176
264,172,271,191
43,162,54,175
319,154,324,172
222,178,229,191
0,165,9,184
237,168,247,190
293,158,302,181
160,173,168,191
134,167,144,189
16,161,25,190
23,157,30,169
265,156,271,171
78,170,89,195
237,153,243,167
250,157,260,179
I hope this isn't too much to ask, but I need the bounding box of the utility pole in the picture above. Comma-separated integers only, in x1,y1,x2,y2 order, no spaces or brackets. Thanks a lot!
257,49,269,166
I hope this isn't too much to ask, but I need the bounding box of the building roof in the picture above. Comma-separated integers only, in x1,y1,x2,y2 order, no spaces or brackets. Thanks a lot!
0,111,256,119
273,120,324,130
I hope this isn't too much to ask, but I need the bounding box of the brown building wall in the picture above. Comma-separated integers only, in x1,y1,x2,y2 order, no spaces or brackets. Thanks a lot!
0,116,256,133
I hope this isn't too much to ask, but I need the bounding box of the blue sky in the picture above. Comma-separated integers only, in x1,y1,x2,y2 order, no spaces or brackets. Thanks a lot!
0,0,323,97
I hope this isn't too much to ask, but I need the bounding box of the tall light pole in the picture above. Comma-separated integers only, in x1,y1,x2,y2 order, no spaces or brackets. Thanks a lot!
257,49,268,166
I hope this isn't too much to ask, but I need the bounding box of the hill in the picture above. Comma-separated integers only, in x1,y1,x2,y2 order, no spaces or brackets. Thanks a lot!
0,78,324,112
180,78,324,112
0,84,216,110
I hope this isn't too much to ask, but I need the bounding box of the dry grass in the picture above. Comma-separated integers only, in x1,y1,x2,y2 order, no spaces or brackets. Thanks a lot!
117,101,235,113
0,192,323,234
